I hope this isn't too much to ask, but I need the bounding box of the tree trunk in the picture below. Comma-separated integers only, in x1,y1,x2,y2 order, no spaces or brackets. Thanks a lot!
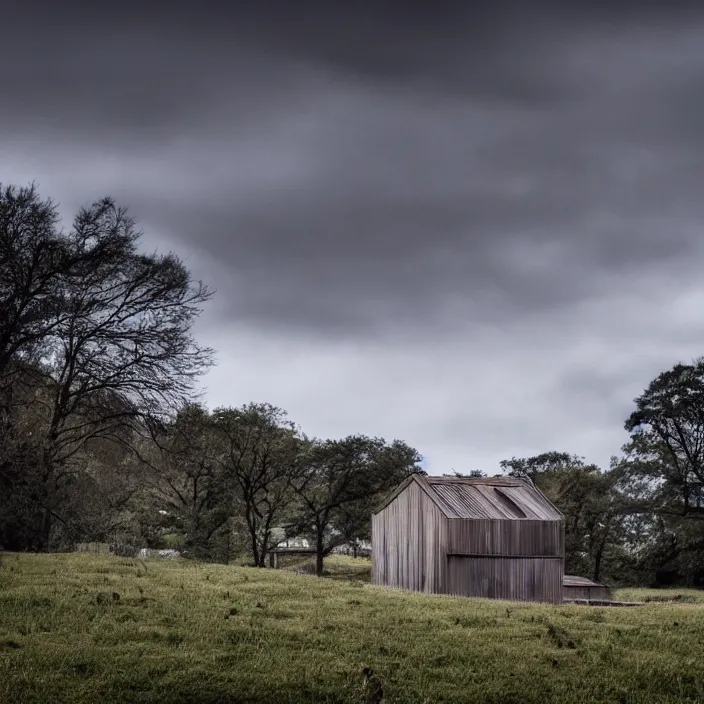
39,508,52,552
259,528,271,568
37,449,63,552
592,519,612,583
249,531,260,567
224,527,231,565
592,553,601,584
243,504,261,567
315,528,325,577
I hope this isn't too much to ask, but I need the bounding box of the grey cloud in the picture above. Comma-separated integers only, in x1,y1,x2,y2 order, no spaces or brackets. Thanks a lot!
5,2,701,143
197,273,704,471
117,65,704,339
4,1,704,471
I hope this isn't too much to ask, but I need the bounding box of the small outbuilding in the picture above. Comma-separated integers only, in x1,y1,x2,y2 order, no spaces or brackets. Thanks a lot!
371,474,565,603
563,575,611,601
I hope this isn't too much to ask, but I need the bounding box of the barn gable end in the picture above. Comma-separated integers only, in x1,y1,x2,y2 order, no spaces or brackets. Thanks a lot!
371,475,448,593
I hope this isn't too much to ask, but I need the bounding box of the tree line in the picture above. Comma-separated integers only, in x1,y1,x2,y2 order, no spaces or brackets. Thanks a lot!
0,184,419,575
498,358,704,587
2,183,704,586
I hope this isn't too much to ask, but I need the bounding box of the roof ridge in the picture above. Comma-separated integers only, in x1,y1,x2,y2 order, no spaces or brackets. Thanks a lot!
373,472,564,520
425,476,525,483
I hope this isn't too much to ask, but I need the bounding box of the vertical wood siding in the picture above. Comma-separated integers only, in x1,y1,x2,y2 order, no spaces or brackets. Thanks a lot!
371,481,446,593
446,556,564,603
423,489,448,593
447,519,564,557
373,479,565,603
563,585,611,600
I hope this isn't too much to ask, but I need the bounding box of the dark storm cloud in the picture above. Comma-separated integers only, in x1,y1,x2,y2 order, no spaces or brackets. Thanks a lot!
2,1,704,339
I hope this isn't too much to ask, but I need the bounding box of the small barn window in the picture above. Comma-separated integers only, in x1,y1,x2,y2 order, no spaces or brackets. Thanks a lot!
493,488,527,518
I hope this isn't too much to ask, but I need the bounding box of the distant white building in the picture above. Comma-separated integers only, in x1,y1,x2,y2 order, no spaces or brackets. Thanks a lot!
276,536,310,549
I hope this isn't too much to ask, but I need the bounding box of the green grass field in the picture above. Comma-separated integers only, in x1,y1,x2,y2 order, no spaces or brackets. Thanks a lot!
1,553,704,703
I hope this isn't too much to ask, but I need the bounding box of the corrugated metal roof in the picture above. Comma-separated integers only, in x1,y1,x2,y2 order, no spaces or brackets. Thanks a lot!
563,575,605,588
423,476,563,521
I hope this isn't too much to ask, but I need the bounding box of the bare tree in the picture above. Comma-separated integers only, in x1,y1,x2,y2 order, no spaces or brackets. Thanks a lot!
0,184,69,527
20,196,215,548
0,183,67,380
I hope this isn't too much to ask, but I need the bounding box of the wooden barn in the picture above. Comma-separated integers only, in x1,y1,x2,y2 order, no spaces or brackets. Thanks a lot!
371,474,565,603
563,575,611,601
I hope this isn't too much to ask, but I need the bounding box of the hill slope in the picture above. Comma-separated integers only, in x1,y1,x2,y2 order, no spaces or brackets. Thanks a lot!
1,553,703,703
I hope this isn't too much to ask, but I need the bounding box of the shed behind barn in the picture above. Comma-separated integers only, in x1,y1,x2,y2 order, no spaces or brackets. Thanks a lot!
371,474,565,603
563,575,611,601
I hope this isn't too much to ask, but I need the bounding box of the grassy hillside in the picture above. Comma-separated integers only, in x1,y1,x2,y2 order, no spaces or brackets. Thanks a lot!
1,554,703,703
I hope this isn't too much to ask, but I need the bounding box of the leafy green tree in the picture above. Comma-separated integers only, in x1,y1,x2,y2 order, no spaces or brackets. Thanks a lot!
442,470,485,478
623,359,704,518
501,452,625,582
499,451,581,479
212,404,301,567
0,185,214,549
291,436,421,576
148,404,230,559
613,359,704,585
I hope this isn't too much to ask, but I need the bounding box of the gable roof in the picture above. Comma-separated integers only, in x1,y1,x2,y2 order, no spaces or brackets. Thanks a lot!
374,474,564,521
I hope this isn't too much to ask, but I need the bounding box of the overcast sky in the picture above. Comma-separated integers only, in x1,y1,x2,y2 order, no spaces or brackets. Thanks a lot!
2,1,704,474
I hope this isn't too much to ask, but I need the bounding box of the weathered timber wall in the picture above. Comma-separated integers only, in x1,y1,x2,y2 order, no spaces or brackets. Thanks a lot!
447,555,564,603
372,478,565,603
447,519,564,557
371,480,446,593
563,584,611,601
